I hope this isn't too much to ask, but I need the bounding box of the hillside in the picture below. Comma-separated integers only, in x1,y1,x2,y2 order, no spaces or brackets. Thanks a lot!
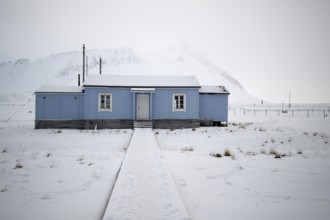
0,45,260,104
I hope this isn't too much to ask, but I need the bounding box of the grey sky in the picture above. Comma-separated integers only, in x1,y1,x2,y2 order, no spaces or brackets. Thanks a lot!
1,0,329,103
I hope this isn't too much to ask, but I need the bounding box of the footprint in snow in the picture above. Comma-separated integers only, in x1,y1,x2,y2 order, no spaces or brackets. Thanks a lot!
206,175,219,179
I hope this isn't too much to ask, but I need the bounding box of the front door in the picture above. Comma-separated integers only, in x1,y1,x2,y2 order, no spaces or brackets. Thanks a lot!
136,94,149,120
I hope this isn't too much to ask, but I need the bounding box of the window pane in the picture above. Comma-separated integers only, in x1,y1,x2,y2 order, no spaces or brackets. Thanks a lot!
107,96,109,109
179,96,184,109
100,94,112,110
176,96,179,106
101,100,104,109
174,95,185,110
174,96,178,109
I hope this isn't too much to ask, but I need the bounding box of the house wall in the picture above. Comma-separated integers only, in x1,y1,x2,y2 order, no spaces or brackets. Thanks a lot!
84,87,133,120
84,87,199,121
152,88,199,120
35,93,84,120
199,94,228,122
35,87,219,129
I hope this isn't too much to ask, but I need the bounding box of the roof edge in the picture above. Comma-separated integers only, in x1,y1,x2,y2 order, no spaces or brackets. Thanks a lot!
83,85,201,89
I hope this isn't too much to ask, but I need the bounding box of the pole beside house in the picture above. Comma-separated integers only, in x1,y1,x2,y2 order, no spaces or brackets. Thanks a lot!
100,58,102,75
83,44,85,83
86,56,88,77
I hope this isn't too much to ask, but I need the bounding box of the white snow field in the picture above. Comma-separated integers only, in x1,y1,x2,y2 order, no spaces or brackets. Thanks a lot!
0,104,133,220
1,103,330,220
103,128,190,220
155,108,330,220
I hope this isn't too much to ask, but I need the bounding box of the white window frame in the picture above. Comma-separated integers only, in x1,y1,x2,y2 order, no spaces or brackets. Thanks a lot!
98,93,112,112
173,94,186,112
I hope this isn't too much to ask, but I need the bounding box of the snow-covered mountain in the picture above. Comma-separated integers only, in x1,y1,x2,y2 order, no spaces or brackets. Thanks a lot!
0,44,260,104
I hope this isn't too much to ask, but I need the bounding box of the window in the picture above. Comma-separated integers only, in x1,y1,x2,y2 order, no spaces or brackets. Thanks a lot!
99,93,112,111
173,94,186,112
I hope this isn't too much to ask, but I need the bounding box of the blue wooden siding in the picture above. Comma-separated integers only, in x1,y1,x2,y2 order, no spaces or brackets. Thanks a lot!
84,87,133,120
36,87,229,123
152,88,199,119
199,94,228,121
35,93,84,120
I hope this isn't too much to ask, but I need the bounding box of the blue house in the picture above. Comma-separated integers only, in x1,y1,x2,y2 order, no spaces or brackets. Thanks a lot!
35,75,229,129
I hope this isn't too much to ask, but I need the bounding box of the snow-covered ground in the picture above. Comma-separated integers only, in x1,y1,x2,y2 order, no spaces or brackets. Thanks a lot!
1,103,330,220
0,104,133,220
155,109,330,220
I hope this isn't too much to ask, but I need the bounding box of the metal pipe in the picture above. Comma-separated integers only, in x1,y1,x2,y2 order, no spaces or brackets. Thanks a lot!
100,58,102,75
86,56,88,77
82,44,85,83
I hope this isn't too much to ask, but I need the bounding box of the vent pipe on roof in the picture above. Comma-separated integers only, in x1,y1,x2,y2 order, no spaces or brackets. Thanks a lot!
82,44,85,83
78,74,81,86
99,57,102,75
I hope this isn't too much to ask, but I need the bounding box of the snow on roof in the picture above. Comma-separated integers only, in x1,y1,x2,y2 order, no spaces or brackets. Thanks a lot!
83,75,200,88
199,86,230,94
35,86,84,93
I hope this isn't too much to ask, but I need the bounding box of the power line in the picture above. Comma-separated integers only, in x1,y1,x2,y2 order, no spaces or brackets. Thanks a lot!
4,96,33,123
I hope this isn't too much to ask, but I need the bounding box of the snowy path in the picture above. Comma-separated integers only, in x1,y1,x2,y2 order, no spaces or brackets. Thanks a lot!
102,128,190,220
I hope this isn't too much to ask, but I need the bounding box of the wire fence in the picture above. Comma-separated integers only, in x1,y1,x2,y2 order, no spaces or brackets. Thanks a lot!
229,105,330,118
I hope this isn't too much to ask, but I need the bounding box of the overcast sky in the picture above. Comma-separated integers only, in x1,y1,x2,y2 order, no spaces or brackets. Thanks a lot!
0,0,329,103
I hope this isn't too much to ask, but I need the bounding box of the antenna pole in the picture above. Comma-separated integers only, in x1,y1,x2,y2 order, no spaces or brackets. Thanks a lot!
99,58,102,75
82,44,85,83
86,56,88,77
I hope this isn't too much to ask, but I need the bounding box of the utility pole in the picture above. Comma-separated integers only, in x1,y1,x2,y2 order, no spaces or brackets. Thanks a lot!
82,44,85,83
289,90,291,108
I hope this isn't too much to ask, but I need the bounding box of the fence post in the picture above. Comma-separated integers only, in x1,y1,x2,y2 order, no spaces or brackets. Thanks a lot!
324,110,326,118
307,110,309,117
292,110,294,116
266,109,267,116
